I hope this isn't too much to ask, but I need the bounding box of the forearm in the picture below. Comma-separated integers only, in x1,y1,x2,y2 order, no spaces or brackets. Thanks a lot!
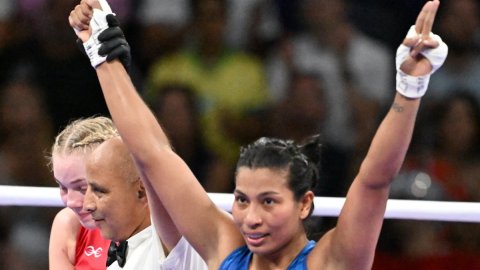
358,93,420,186
95,60,171,161
143,180,181,252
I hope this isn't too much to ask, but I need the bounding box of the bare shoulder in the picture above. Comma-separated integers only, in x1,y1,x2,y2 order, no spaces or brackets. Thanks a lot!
51,208,81,238
49,208,81,269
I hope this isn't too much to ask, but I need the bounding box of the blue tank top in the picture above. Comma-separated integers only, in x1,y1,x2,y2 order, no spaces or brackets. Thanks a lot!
219,240,316,270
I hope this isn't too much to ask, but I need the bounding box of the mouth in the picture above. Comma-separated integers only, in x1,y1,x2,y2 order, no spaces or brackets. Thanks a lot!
77,212,92,219
92,216,104,222
244,232,269,246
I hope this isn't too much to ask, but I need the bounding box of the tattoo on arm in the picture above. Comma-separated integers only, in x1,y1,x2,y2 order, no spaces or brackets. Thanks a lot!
392,103,404,112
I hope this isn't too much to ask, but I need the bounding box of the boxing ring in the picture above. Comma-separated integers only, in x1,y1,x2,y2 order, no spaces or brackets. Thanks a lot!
1,185,479,222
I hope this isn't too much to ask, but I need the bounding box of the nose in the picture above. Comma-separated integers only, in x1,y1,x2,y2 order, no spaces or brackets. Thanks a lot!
65,190,83,209
243,204,262,229
82,188,96,213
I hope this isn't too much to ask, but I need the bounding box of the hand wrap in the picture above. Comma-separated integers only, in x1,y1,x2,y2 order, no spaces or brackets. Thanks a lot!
395,26,448,98
83,0,114,68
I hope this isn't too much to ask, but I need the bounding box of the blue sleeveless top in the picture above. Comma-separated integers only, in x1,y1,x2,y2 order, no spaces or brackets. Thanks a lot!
219,240,316,270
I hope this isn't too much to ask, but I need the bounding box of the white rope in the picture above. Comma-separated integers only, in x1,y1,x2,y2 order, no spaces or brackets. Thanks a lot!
1,185,479,222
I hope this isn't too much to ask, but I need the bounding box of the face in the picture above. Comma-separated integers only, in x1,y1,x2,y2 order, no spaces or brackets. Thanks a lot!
232,167,311,257
440,99,478,155
156,90,195,140
53,153,94,229
290,75,325,123
83,140,149,241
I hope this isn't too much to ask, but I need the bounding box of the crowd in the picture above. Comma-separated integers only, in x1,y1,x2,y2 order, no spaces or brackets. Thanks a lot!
0,0,479,269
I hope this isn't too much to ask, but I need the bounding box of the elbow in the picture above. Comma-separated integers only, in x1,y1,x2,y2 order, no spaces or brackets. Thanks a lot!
358,159,403,188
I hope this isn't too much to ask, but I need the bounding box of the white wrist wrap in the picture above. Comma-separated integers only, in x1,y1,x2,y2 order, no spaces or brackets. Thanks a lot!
396,71,430,99
395,25,448,98
83,0,114,68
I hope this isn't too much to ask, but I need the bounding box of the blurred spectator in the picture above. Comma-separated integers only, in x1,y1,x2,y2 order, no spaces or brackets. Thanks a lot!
266,0,392,155
133,0,191,74
146,0,270,179
374,90,480,269
404,91,480,202
0,80,57,270
150,83,233,192
427,91,480,255
0,80,53,187
428,0,480,104
224,0,282,57
19,0,109,132
0,0,31,88
268,72,326,142
267,71,350,196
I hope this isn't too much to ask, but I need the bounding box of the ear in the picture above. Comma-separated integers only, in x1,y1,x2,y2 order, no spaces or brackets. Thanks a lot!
299,191,315,220
136,180,147,200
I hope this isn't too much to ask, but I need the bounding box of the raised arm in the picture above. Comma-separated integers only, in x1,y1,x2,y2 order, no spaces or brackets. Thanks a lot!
311,1,447,269
49,208,80,270
68,0,183,252
69,0,244,266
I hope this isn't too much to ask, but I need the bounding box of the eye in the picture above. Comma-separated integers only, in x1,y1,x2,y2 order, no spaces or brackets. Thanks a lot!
234,195,248,205
78,185,88,194
263,198,275,205
58,185,67,194
91,185,107,194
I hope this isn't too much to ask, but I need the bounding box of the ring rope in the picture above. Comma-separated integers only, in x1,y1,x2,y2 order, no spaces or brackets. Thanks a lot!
1,185,479,222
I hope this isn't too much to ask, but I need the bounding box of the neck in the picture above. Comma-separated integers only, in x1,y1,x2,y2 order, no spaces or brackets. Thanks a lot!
251,234,309,269
125,209,151,241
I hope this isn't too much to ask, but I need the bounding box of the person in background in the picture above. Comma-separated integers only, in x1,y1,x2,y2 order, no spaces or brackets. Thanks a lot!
146,0,270,191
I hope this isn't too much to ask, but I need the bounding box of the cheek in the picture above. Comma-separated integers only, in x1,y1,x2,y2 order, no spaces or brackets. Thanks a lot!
60,192,67,205
267,207,300,233
231,206,243,226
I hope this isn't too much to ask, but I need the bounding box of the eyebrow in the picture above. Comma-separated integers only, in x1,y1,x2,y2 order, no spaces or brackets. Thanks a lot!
88,180,109,191
234,190,280,197
55,178,86,186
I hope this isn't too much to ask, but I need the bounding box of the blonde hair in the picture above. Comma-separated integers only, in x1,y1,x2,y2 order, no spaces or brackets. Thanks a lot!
47,116,119,168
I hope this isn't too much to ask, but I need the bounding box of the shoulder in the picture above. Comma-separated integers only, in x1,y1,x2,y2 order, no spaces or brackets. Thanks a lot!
219,245,250,269
51,208,81,238
49,208,81,269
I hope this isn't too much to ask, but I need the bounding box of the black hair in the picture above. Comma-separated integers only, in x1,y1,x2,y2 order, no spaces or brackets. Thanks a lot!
236,134,322,218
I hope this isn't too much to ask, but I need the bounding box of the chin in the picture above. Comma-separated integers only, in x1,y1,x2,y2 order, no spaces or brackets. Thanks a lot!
99,231,113,241
80,219,97,230
246,244,271,256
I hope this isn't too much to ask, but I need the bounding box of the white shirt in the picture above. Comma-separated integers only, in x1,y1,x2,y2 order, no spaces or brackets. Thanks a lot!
107,225,208,270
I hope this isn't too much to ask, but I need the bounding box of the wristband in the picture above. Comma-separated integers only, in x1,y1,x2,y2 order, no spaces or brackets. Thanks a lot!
83,0,115,68
396,70,430,99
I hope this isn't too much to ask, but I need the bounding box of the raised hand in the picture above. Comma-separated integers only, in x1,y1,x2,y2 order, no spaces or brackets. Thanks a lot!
400,0,441,76
69,0,130,69
68,0,95,42
395,0,447,99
